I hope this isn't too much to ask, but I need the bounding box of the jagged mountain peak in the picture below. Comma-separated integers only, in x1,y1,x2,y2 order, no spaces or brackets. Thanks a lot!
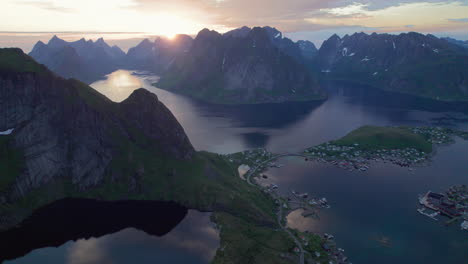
137,38,153,47
329,34,341,40
158,26,325,104
315,31,468,101
261,26,282,39
223,26,251,38
196,28,222,39
48,35,67,47
29,35,126,83
50,35,60,41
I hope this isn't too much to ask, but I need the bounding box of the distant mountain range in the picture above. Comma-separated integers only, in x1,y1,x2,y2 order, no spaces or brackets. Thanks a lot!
157,26,325,104
29,36,125,83
28,29,468,103
126,34,193,73
442,37,468,49
315,32,468,101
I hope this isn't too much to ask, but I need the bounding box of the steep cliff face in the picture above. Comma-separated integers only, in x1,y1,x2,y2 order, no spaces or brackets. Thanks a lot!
0,48,193,202
296,40,318,60
158,27,325,104
126,35,194,72
29,36,125,83
315,32,468,101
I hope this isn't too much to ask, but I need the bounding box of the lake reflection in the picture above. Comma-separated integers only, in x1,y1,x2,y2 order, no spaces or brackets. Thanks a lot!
4,199,219,264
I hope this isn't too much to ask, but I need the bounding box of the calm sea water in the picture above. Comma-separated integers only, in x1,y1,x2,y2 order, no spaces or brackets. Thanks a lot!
261,139,468,264
8,69,467,263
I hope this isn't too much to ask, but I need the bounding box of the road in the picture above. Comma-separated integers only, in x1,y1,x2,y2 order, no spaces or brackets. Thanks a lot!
243,153,308,264
245,153,308,186
277,202,305,264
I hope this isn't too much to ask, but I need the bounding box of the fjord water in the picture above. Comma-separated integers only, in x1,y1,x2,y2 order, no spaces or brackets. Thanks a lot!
12,70,467,263
91,70,468,154
91,70,468,263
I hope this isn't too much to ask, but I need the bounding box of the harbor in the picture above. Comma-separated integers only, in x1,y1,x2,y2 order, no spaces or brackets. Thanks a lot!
418,185,468,231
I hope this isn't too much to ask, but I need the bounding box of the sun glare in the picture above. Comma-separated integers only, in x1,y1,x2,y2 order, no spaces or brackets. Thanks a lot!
164,33,176,39
149,13,188,40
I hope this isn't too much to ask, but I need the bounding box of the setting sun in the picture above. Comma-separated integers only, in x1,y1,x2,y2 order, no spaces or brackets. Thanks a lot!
149,13,191,39
164,32,176,39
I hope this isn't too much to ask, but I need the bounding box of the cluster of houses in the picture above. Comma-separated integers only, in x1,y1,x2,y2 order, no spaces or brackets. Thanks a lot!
304,142,429,172
419,186,467,230
320,233,349,264
226,148,274,167
410,127,453,145
420,191,461,218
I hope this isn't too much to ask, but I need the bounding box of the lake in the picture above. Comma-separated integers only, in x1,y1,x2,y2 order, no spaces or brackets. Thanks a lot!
7,69,467,263
4,199,219,264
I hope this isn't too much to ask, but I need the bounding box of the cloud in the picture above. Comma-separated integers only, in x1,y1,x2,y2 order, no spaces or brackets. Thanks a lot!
448,17,468,22
2,0,468,43
129,0,468,34
18,1,76,13
130,0,346,31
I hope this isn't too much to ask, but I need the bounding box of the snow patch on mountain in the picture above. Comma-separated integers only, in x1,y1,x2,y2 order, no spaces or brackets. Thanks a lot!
342,47,348,56
0,128,14,135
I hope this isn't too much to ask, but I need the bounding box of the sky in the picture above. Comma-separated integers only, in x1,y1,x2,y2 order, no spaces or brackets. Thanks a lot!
1,0,468,51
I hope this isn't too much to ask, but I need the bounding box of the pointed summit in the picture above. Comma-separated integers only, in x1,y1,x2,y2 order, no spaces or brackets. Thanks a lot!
33,40,46,48
224,26,251,38
329,34,341,41
48,35,67,48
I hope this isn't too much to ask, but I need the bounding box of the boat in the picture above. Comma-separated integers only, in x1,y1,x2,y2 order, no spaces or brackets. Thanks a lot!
319,198,331,208
461,221,468,231
418,194,425,205
417,208,439,221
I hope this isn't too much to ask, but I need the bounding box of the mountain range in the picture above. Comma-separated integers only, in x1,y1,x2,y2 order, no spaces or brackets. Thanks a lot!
28,28,468,103
157,26,326,104
442,37,468,49
315,32,468,101
126,34,193,73
29,36,125,83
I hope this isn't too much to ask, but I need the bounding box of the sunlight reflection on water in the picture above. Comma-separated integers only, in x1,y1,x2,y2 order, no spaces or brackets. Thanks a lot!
91,70,145,102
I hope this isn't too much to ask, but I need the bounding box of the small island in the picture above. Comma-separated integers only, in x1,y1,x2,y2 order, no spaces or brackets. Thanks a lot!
303,126,464,171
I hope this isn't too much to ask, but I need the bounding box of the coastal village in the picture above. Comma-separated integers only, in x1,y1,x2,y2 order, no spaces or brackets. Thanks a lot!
303,127,461,172
224,126,468,263
226,148,351,264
